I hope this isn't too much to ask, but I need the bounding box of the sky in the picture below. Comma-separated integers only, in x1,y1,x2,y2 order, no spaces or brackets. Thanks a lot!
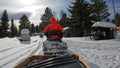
0,0,120,25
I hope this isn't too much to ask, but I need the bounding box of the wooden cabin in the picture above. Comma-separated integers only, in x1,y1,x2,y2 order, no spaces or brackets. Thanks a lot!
91,22,116,40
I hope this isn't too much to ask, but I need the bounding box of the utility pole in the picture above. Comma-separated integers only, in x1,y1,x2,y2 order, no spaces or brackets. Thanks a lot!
111,0,116,16
111,0,117,37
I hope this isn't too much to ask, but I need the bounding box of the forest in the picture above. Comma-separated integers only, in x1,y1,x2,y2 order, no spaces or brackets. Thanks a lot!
0,0,120,38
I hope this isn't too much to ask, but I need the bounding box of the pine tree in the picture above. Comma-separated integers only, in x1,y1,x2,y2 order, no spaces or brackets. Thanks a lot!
38,23,42,32
114,13,120,27
91,0,110,21
1,10,9,37
10,18,14,37
30,23,35,35
0,22,2,37
39,23,44,32
40,7,53,30
19,14,30,34
68,0,92,36
10,18,17,37
59,10,70,28
35,25,39,33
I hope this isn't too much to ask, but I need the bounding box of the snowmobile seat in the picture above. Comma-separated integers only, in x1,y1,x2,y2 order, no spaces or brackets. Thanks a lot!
47,38,62,42
45,30,63,39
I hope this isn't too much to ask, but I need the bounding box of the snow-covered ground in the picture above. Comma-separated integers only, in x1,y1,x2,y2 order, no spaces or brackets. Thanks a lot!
0,33,120,68
64,38,120,68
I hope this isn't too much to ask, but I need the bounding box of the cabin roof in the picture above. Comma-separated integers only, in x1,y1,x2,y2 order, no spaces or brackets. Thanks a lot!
92,21,116,28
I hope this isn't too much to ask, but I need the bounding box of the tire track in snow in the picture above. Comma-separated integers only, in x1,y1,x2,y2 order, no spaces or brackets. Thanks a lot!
0,44,35,61
32,41,43,55
29,41,43,55
27,43,41,55
0,44,37,67
0,47,13,53
0,50,29,68
0,45,23,53
38,42,43,55
0,41,42,68
0,45,26,53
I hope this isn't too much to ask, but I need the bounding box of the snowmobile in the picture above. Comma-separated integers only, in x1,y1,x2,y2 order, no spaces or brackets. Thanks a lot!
43,38,68,55
14,35,90,68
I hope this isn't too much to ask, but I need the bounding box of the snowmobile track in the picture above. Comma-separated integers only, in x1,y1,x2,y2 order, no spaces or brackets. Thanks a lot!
30,41,43,55
0,44,35,61
0,47,13,53
0,50,29,67
0,41,42,68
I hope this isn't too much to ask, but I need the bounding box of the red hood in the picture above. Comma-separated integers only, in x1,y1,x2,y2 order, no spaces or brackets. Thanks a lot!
50,17,57,24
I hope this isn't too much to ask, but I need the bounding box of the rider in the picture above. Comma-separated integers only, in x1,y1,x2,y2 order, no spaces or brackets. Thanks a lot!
43,17,64,42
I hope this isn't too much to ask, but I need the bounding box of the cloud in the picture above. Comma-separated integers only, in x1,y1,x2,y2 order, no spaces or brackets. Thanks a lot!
34,0,74,19
0,0,119,25
0,10,32,20
0,0,74,24
34,0,74,10
9,12,32,20
0,0,23,10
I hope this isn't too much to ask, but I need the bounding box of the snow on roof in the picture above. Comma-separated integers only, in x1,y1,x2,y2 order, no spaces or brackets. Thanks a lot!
92,21,116,28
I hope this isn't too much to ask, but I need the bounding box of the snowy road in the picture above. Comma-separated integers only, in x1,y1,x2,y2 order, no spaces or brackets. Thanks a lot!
0,36,120,68
0,37,43,68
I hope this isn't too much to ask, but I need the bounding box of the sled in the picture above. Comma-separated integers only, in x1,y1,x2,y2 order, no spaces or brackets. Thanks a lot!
14,54,90,68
